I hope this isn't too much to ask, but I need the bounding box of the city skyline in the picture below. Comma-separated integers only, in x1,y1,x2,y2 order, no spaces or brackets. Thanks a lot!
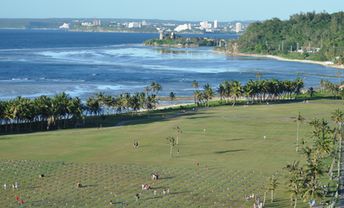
1,0,343,21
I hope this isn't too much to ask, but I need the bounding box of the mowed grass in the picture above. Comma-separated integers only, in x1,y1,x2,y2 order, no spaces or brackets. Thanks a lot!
0,99,343,207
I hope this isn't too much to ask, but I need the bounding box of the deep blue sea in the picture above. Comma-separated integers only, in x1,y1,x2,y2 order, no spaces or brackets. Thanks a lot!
0,29,341,100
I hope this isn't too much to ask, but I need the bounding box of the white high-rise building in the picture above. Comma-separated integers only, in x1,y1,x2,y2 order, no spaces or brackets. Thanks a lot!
59,23,70,29
142,20,148,26
214,20,218,29
93,19,101,26
235,22,242,33
174,24,192,32
128,22,142,28
200,21,211,30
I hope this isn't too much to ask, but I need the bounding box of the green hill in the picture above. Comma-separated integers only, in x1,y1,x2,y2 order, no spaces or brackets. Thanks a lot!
236,12,344,64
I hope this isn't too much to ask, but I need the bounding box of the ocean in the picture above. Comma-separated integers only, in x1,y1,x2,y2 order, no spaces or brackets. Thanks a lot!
0,29,341,100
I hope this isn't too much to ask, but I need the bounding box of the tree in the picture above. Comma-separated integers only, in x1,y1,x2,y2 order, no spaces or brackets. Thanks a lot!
175,126,182,145
331,109,344,177
308,87,315,98
229,81,242,106
86,97,101,116
150,82,162,96
302,146,324,204
217,83,226,102
267,175,278,203
169,92,176,101
166,136,176,158
192,80,199,104
68,97,84,121
295,112,305,152
34,96,53,130
284,161,304,208
192,80,199,89
309,119,333,157
203,84,214,107
194,90,203,106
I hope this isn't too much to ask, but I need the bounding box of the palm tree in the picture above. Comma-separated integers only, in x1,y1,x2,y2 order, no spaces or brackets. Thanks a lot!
284,161,304,208
310,119,333,157
175,126,182,145
294,78,304,96
203,84,214,107
34,96,53,130
295,112,305,152
267,175,278,203
192,80,199,89
229,81,242,106
217,83,226,102
68,97,84,126
308,87,315,98
86,97,101,116
169,92,176,101
129,93,141,113
145,94,158,110
331,109,344,177
192,80,199,104
166,136,176,158
194,90,203,106
150,82,162,96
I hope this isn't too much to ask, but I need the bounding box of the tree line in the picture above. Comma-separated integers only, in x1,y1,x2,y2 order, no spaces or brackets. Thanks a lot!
191,78,304,106
3,78,343,135
0,82,162,134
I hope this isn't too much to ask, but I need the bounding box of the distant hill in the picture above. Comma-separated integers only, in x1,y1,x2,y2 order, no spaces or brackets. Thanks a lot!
236,12,344,64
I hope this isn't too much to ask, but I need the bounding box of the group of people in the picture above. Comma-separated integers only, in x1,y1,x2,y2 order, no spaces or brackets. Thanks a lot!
3,182,19,190
244,194,264,208
135,173,171,202
133,140,139,149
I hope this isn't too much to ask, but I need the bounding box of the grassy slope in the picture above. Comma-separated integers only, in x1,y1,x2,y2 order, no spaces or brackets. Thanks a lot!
0,99,343,207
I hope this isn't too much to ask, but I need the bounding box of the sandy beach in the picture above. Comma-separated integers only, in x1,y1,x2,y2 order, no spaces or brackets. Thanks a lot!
233,53,344,70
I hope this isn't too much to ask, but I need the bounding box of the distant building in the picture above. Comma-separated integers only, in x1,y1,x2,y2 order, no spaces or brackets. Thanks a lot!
214,20,218,29
128,22,142,28
200,21,212,30
81,22,93,27
59,23,70,30
141,20,148,26
235,22,242,33
170,32,176,39
174,24,191,32
93,19,101,26
159,30,164,40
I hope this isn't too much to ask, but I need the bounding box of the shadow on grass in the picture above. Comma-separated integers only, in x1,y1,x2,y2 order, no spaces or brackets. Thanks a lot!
224,138,244,142
156,176,175,180
214,149,245,154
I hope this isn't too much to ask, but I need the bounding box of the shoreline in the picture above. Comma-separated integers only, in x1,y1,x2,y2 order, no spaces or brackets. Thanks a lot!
233,53,344,70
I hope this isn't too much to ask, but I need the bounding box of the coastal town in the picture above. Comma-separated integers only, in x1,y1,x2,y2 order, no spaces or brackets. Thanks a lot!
0,18,249,34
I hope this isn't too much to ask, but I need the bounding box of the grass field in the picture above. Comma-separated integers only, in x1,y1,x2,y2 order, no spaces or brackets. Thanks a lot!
0,99,343,207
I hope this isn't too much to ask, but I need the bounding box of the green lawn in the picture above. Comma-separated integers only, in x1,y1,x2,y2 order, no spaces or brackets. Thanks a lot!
0,99,342,207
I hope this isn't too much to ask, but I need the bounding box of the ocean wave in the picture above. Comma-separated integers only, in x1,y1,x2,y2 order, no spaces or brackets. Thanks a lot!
0,83,148,100
0,78,86,83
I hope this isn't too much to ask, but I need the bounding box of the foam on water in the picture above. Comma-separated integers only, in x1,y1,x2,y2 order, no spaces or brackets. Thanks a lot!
0,31,342,100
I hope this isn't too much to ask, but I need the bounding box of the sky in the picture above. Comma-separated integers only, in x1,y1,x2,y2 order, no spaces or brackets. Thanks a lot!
1,0,343,21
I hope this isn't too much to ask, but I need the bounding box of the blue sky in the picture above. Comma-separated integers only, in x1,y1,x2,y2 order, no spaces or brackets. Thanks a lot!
1,0,343,21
